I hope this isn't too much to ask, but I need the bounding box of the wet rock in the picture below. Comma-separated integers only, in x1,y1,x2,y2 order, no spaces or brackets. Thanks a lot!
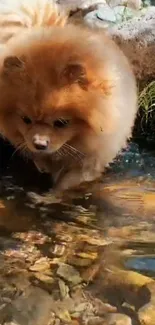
58,279,70,299
84,4,155,82
109,6,155,81
0,304,13,324
57,0,106,13
56,309,71,322
74,302,92,313
57,263,82,285
2,286,52,325
107,0,142,9
29,257,51,272
68,256,94,267
144,282,155,303
103,268,153,288
81,262,100,282
84,4,117,28
49,297,75,321
34,272,54,284
84,4,139,28
138,303,155,325
58,0,142,13
87,316,105,325
53,320,61,325
105,313,132,325
91,298,117,315
55,234,73,243
75,302,96,324
98,267,154,308
50,244,66,257
78,235,108,247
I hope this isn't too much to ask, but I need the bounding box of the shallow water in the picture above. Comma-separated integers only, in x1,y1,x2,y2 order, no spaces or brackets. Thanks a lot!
1,141,155,324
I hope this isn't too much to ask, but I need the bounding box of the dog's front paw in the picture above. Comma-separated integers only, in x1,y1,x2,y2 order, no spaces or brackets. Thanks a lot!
54,170,84,192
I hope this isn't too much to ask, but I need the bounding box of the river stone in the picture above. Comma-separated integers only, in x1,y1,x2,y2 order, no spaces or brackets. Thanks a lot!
57,0,142,11
84,4,116,28
110,6,155,81
105,313,132,325
57,0,106,12
84,5,155,82
144,282,155,303
57,263,82,285
138,302,155,325
113,5,138,21
84,4,138,27
87,316,105,324
3,286,53,325
107,0,142,9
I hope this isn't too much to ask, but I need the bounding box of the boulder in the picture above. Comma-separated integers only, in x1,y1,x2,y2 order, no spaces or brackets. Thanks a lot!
84,5,155,81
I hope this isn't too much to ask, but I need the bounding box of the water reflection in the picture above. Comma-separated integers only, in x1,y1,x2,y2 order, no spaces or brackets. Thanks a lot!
1,142,155,251
1,141,155,322
125,257,155,277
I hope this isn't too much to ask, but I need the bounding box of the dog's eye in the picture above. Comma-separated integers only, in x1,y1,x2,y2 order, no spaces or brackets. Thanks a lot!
53,119,70,128
22,116,32,125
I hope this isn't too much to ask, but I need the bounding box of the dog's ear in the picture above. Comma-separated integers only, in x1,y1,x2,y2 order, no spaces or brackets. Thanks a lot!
62,63,88,88
2,56,25,77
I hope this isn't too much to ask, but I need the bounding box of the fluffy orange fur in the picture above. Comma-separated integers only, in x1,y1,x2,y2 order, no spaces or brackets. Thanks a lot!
0,0,67,45
0,4,138,191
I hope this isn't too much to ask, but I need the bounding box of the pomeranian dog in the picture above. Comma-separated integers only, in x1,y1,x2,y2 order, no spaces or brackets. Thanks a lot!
0,0,138,191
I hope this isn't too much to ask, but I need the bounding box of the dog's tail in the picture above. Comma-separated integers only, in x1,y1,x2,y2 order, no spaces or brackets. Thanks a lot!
0,0,67,44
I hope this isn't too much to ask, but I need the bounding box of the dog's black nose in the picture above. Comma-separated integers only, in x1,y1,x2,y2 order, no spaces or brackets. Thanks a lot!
34,142,48,150
32,135,49,151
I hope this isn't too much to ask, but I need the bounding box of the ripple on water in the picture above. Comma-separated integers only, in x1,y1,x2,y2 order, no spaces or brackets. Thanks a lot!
0,142,155,323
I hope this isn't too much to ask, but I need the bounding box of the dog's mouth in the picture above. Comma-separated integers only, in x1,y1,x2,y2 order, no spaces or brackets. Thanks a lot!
22,140,85,167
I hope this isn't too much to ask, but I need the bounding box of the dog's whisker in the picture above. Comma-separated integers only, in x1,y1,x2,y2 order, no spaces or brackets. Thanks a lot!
60,146,83,165
62,149,82,162
62,145,84,163
11,142,26,158
11,142,30,162
64,143,85,158
56,149,65,159
61,147,75,160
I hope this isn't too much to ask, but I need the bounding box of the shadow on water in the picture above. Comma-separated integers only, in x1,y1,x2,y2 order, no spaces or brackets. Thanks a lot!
1,139,155,324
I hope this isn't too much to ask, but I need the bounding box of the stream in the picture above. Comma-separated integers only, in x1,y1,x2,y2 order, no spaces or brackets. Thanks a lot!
1,141,155,324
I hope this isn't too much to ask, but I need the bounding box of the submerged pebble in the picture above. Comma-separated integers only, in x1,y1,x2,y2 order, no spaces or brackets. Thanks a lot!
105,313,132,325
57,264,82,285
